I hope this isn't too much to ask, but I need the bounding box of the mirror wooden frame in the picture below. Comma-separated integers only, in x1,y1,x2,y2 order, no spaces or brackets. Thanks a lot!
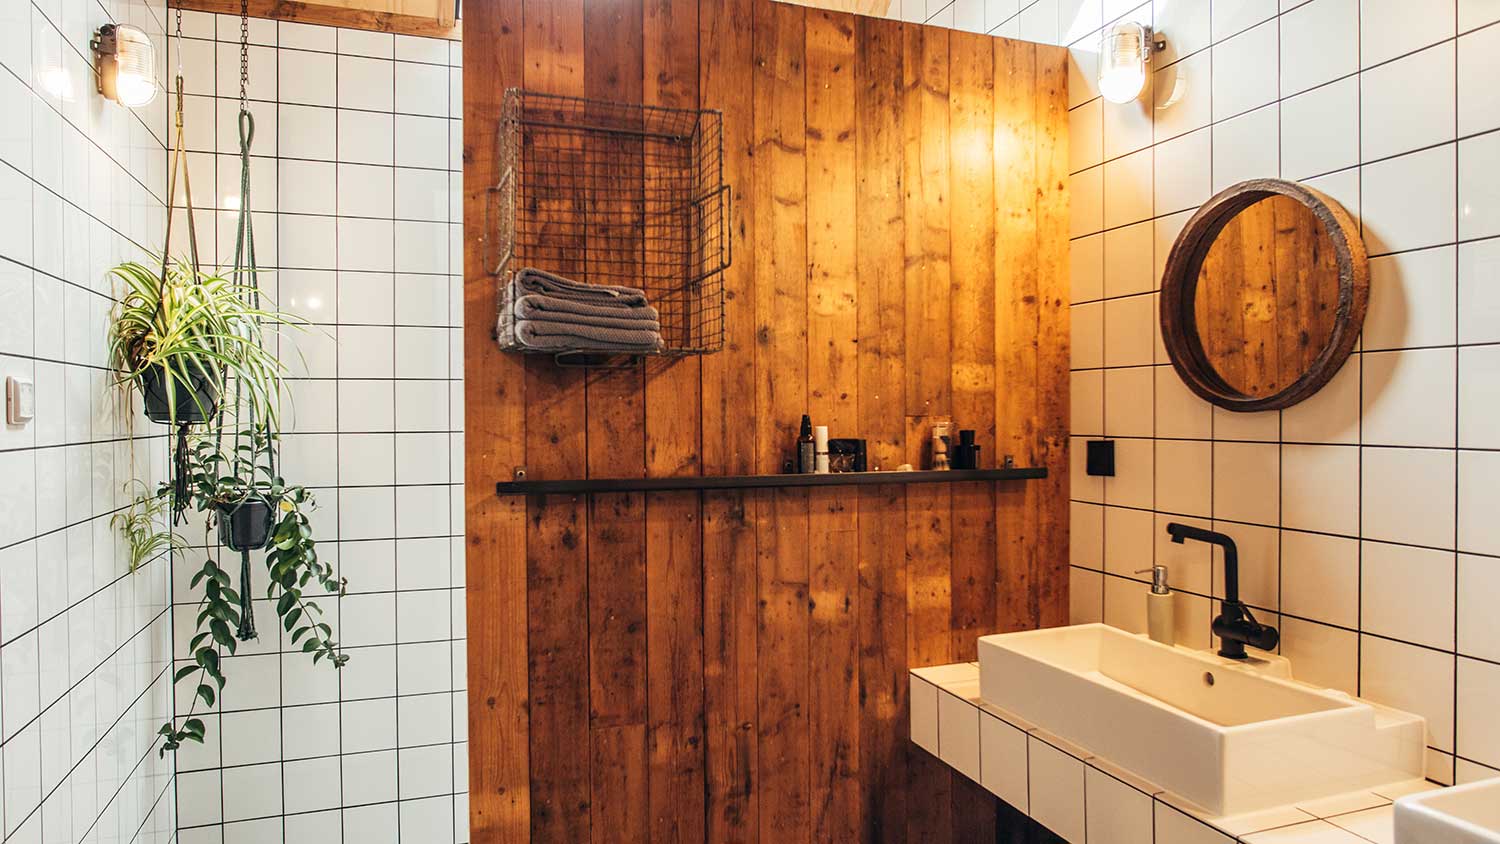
1159,178,1368,412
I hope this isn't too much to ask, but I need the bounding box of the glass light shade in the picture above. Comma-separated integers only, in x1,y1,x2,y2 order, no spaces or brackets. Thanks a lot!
1099,21,1150,104
94,24,158,108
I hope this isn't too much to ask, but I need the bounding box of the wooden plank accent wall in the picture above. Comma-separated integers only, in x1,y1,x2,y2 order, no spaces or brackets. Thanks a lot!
462,2,1070,841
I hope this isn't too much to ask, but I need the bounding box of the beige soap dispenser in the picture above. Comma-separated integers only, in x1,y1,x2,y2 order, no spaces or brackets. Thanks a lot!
1135,564,1175,646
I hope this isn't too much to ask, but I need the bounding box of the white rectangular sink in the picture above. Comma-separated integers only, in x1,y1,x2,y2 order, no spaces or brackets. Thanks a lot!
978,624,1424,816
1395,778,1500,844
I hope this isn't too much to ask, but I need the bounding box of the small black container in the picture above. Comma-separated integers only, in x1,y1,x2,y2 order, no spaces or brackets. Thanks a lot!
217,498,275,552
140,364,220,425
952,430,981,470
828,438,867,472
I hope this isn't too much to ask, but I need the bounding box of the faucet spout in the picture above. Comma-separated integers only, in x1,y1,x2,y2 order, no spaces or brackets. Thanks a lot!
1164,522,1275,659
1165,522,1240,604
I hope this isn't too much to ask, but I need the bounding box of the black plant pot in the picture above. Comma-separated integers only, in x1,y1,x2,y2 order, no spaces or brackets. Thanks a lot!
140,364,220,425
217,499,275,552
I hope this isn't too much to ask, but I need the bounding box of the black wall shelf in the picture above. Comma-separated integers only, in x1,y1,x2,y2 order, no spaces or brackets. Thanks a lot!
496,467,1047,496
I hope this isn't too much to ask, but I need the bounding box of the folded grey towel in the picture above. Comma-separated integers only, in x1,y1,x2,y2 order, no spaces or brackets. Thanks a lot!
514,267,649,308
512,292,661,329
514,318,664,352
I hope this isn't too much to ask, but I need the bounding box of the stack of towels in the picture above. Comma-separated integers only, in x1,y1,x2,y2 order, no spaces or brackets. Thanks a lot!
498,267,665,354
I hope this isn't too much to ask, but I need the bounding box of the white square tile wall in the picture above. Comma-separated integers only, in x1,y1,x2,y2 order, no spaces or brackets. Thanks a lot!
168,13,465,843
1049,0,1497,786
0,0,179,840
772,0,1500,791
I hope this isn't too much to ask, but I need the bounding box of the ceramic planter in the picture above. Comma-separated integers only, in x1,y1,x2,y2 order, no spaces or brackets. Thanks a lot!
217,498,274,552
140,364,220,425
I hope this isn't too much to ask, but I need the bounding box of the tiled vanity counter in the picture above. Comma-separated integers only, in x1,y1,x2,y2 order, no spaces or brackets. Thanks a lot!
911,663,1438,843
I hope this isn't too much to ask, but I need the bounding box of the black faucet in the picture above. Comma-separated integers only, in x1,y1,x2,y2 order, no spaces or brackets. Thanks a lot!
1165,522,1279,660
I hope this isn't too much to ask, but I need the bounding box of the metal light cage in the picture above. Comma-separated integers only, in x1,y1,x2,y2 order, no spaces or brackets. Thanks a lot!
487,89,730,362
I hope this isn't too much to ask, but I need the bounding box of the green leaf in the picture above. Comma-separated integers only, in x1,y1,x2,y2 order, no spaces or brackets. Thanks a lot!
196,684,215,708
174,665,199,683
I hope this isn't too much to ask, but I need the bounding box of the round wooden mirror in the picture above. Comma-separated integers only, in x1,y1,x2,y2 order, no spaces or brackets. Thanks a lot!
1159,179,1368,412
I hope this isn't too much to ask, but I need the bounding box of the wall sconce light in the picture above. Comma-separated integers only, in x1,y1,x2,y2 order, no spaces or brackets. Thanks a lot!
1098,21,1164,104
91,24,158,108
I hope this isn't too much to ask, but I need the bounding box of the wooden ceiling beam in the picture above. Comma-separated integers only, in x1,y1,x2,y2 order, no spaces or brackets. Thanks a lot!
169,0,461,40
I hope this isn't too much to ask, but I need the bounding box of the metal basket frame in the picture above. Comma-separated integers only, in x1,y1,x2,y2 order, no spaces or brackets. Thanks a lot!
486,89,731,363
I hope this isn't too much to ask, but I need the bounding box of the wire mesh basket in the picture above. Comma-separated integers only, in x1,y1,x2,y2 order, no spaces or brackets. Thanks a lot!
486,89,730,365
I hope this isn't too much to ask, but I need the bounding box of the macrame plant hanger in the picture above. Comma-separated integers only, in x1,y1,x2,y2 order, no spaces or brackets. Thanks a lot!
220,0,271,641
165,6,204,525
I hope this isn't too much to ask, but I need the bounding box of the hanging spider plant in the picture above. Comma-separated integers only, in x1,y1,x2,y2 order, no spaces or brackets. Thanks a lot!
107,257,293,427
112,479,187,572
119,427,349,756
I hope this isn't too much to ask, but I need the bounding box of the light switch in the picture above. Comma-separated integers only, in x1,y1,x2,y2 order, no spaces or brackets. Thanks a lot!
6,376,34,425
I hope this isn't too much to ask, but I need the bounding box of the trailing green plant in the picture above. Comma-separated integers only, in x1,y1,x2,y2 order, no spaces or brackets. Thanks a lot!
112,479,186,572
107,256,294,426
124,428,349,757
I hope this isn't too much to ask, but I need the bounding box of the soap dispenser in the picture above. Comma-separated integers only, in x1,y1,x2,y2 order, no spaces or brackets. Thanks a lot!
1135,565,1175,646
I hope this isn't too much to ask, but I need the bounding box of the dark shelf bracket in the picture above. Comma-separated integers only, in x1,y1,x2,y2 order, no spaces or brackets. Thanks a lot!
496,467,1048,496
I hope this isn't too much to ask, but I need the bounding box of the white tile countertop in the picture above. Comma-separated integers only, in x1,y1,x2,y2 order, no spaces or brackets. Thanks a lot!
911,662,1443,844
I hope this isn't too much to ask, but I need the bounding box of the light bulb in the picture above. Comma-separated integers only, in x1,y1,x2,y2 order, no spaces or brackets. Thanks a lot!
93,24,158,108
1099,21,1153,105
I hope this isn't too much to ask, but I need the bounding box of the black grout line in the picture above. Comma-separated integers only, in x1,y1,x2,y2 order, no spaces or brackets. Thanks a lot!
1449,0,1462,785
1078,564,1500,661
331,33,350,844
171,786,470,832
1069,495,1500,559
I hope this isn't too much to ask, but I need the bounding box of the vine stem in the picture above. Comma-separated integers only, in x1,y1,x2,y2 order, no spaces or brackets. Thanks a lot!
268,555,346,663
159,554,225,752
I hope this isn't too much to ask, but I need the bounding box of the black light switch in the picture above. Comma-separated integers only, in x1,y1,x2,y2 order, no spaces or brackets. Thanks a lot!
1086,440,1115,477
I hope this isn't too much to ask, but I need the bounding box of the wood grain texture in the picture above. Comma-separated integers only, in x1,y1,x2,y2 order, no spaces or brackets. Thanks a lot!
463,4,1072,842
520,2,591,841
805,10,862,843
1033,45,1071,629
463,0,528,839
1195,195,1340,397
700,0,761,837
1161,178,1367,413
169,0,460,38
854,15,907,475
644,0,705,479
947,30,997,664
645,491,706,844
640,3,709,842
903,24,953,421
751,5,812,836
993,37,1042,634
580,4,649,839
